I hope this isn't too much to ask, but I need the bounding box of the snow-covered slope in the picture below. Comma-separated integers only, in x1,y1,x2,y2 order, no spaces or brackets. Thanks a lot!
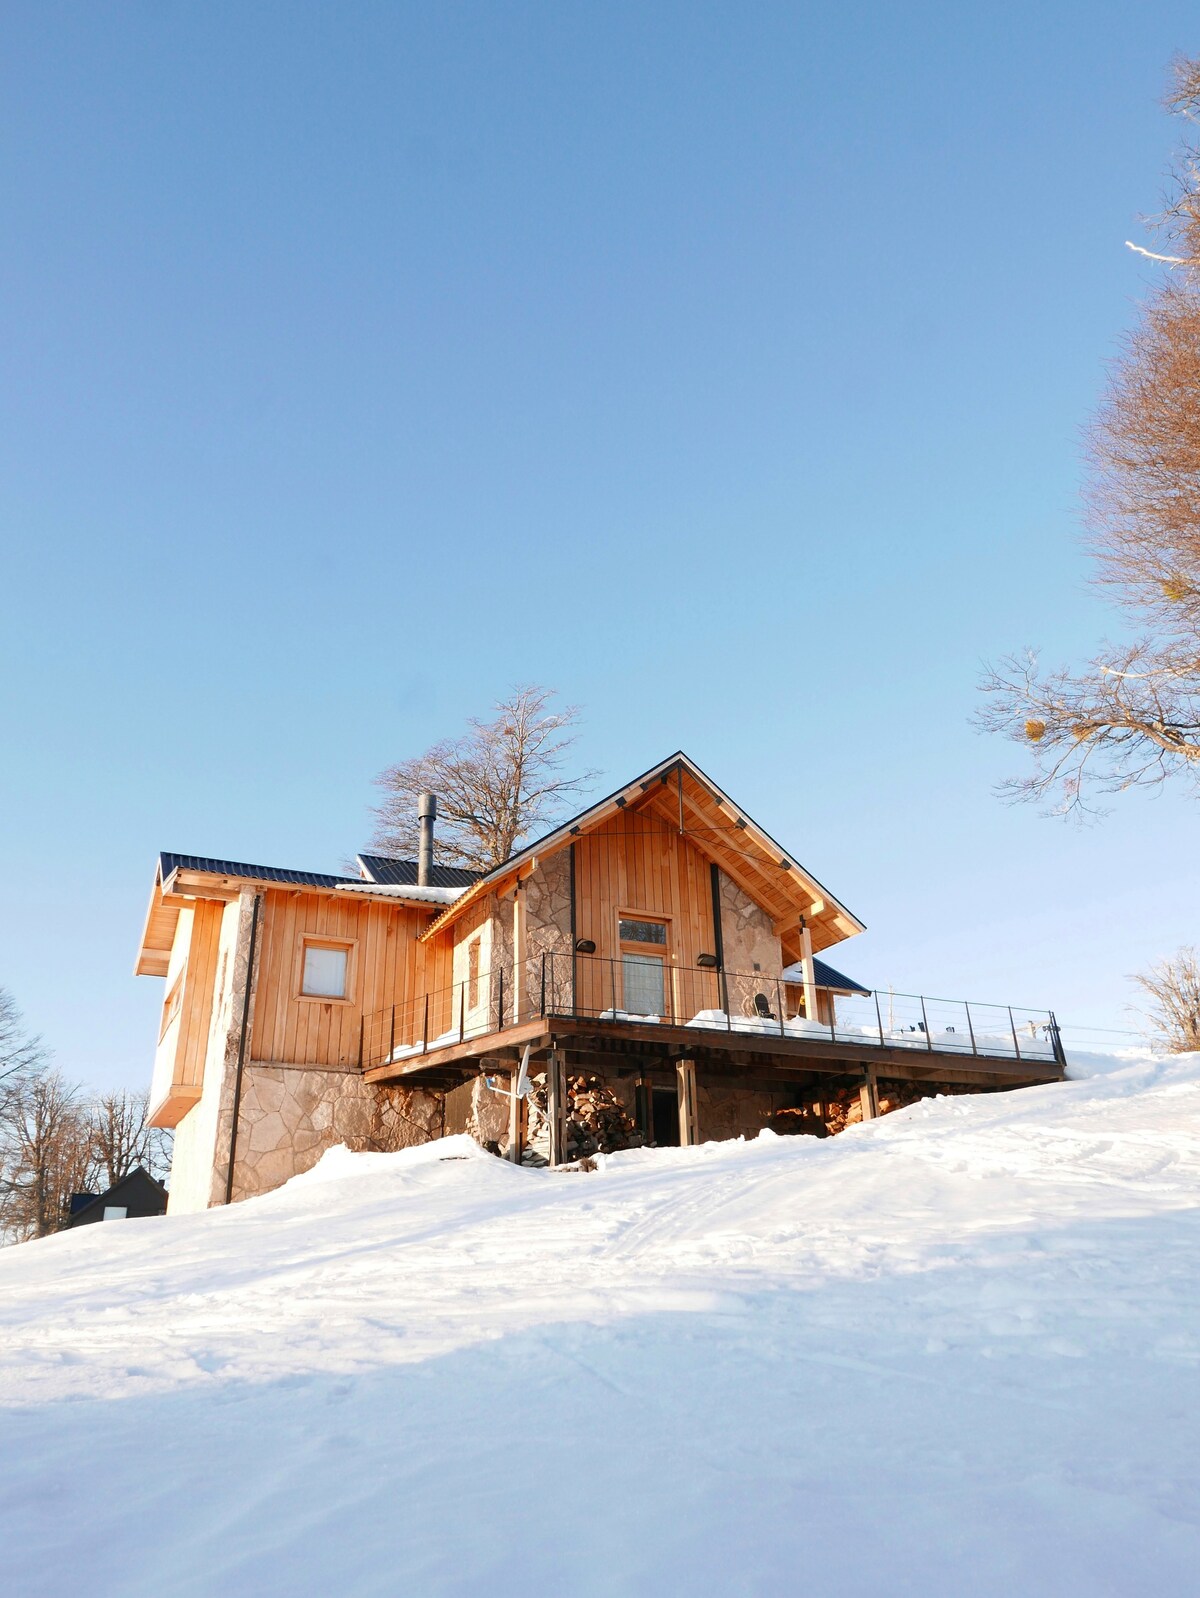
3,1051,1200,1597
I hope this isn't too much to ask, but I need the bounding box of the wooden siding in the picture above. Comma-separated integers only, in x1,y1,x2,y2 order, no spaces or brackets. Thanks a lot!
573,804,717,1017
249,889,450,1068
147,898,224,1126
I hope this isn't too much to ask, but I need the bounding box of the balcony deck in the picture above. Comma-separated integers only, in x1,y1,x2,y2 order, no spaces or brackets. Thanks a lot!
361,955,1066,1095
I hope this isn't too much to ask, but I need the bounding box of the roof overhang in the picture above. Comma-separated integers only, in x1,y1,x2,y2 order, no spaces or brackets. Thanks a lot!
419,752,866,954
134,856,449,977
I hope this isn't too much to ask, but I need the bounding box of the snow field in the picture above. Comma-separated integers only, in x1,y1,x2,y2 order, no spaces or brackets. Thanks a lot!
2,1048,1199,1596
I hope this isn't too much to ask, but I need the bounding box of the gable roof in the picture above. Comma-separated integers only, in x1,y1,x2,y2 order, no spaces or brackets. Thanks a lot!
356,854,480,889
420,752,865,955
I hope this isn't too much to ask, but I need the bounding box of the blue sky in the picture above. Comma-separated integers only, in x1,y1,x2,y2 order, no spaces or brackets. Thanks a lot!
2,1,1197,1088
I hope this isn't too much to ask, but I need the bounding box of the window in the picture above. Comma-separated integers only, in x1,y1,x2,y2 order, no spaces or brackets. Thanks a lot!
619,914,669,1017
467,937,481,1009
301,940,349,999
159,972,184,1041
102,1206,128,1221
622,953,665,1016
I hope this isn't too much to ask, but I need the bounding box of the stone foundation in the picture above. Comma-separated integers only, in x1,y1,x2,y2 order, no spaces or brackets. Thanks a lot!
697,1082,795,1142
229,1063,443,1201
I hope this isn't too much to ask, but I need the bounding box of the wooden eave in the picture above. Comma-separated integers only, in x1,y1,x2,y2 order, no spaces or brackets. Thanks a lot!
419,752,865,953
134,874,178,977
134,865,444,977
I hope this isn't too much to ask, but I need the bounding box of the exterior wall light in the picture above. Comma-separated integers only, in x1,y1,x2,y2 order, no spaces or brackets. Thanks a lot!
696,952,719,968
575,938,597,954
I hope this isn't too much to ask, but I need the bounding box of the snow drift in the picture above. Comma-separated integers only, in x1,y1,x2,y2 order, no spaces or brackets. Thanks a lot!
2,1049,1199,1596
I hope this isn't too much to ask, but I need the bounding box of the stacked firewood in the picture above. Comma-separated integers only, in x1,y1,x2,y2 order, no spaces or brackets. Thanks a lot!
769,1080,979,1139
523,1073,643,1163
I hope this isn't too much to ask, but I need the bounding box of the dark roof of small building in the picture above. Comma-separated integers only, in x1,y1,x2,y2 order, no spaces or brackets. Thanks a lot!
64,1167,168,1228
812,956,869,995
356,854,481,889
160,852,363,891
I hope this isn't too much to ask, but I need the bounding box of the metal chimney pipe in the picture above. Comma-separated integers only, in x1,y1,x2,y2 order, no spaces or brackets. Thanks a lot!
417,792,437,886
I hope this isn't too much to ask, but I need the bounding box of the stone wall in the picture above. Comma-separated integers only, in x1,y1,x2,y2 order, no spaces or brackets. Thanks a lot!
717,870,782,978
229,1062,443,1201
697,1081,795,1142
483,849,575,1022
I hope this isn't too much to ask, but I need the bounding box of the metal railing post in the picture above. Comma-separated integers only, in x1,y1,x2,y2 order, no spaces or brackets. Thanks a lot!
540,952,546,1017
1048,1010,1065,1066
1008,1006,1021,1059
965,1002,977,1055
873,989,885,1047
389,1004,395,1061
776,979,785,1037
459,982,465,1042
357,1016,364,1072
497,966,504,1030
610,958,616,1016
920,995,933,1051
422,993,429,1052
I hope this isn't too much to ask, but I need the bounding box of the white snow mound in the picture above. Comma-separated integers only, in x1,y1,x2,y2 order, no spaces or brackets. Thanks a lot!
2,1048,1200,1596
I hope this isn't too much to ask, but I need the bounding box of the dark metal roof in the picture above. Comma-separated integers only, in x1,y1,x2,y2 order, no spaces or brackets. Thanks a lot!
160,852,363,891
812,957,869,995
356,854,481,889
64,1168,168,1227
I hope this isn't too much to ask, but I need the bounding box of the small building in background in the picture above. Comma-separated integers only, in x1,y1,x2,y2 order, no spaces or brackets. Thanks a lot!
65,1167,168,1228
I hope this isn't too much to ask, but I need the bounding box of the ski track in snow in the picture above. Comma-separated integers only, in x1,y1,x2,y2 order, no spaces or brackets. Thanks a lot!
3,1049,1200,1596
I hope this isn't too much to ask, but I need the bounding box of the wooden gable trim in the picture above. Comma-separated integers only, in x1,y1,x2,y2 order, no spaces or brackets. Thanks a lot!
421,754,864,952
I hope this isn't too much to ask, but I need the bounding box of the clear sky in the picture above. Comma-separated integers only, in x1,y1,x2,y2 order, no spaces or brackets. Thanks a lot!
2,1,1198,1090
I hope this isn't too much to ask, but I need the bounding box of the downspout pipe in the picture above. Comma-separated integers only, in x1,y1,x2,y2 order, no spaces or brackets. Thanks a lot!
224,892,263,1206
417,792,437,886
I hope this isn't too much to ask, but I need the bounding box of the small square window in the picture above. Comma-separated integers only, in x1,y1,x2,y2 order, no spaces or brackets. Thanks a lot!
102,1206,128,1221
301,943,348,999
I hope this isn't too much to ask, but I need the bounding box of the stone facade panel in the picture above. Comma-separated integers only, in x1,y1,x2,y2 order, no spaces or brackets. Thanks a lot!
228,1062,444,1202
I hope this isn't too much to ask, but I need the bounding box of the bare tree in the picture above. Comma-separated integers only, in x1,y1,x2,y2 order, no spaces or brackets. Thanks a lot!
0,1067,95,1243
369,685,597,871
90,1089,171,1188
0,986,44,1089
1131,947,1200,1052
979,57,1200,815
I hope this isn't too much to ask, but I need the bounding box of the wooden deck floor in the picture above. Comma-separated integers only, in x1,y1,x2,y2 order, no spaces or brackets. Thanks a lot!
364,1012,1065,1092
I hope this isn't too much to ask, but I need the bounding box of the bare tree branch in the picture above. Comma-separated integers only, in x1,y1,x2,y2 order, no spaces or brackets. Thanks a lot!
368,685,598,871
980,58,1200,813
1131,947,1200,1052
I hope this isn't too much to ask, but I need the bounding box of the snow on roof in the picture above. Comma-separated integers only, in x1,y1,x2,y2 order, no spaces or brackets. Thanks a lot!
333,882,469,905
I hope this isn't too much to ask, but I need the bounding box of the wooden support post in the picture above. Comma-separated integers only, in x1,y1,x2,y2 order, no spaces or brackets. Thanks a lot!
635,1077,652,1143
676,1057,699,1147
512,886,527,1024
508,1066,523,1163
547,1049,567,1166
859,1066,879,1122
799,921,818,1024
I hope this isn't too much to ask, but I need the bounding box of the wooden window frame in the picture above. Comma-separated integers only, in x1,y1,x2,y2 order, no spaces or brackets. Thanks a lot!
159,969,185,1042
616,910,672,1017
295,934,357,1005
616,910,672,958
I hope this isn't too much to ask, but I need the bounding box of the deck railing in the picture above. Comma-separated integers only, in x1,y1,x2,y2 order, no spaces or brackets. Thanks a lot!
359,952,1065,1074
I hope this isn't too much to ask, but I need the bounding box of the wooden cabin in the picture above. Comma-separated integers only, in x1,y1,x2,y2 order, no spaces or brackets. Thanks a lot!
135,753,1065,1212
